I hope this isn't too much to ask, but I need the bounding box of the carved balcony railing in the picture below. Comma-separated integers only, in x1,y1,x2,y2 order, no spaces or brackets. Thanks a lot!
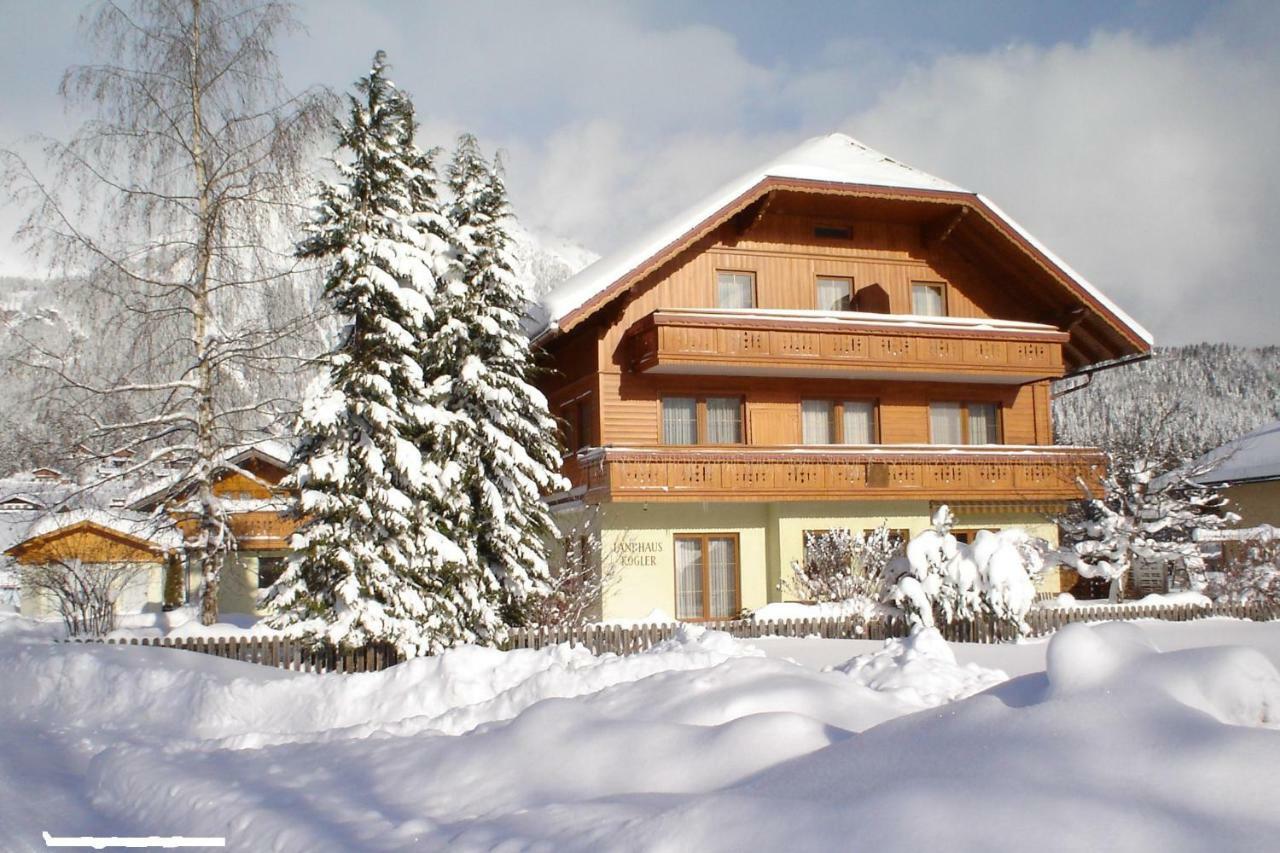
561,445,1104,503
626,308,1068,382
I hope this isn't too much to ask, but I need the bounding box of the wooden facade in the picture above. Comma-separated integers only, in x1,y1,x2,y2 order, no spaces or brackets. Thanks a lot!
6,521,164,565
540,178,1145,506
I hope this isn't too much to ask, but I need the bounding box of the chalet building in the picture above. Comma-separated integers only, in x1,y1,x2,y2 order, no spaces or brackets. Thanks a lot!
533,133,1152,622
3,442,298,618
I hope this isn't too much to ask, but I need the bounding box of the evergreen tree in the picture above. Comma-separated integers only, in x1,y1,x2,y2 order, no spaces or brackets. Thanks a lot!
264,53,472,656
424,135,567,633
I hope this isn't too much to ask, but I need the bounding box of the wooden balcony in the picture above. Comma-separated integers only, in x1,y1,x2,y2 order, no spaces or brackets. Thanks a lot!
626,309,1068,382
175,509,297,551
562,445,1104,503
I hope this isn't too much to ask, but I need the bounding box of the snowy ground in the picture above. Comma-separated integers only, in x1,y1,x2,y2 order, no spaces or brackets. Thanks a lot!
1,615,1279,851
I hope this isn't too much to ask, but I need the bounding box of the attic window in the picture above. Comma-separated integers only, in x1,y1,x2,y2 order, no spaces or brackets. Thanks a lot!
813,225,852,240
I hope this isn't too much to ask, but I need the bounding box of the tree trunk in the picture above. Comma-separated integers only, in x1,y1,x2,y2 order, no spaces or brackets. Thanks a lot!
188,0,224,627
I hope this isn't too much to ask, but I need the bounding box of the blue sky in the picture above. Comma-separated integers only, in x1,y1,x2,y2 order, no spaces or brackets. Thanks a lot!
1,1,1277,345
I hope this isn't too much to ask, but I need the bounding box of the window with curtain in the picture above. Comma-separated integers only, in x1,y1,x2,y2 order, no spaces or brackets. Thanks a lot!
911,282,945,316
707,537,738,618
674,538,704,620
816,277,853,311
675,534,739,620
801,400,834,444
705,397,742,444
967,402,999,444
841,400,876,444
662,397,697,445
717,271,755,309
929,402,964,444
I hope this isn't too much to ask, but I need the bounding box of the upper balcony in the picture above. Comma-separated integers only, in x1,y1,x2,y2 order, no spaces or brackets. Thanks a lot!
625,308,1068,383
561,444,1104,504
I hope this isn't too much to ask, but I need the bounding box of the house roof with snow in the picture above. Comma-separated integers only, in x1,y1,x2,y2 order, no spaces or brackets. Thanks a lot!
4,509,180,564
127,440,294,511
534,133,1152,367
1193,420,1280,486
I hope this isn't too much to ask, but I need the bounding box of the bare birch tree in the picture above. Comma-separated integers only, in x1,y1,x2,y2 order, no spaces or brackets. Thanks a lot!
1,0,332,624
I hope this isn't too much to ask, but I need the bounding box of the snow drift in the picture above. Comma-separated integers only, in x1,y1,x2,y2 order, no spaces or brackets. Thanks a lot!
2,618,1280,851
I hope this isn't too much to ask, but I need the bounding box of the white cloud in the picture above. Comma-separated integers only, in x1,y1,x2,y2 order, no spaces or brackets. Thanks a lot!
2,1,1276,345
846,18,1280,345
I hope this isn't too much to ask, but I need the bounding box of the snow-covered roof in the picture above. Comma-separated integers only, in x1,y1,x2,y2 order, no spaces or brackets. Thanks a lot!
6,509,180,558
127,439,294,510
1194,420,1280,486
537,132,1152,348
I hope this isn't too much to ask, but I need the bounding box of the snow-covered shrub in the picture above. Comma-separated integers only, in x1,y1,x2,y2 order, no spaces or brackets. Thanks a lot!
19,558,146,637
786,525,900,604
525,510,619,627
1058,430,1237,600
1200,527,1280,606
884,506,1045,635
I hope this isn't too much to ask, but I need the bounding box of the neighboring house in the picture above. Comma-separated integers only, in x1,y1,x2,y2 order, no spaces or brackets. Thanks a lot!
4,511,179,617
126,442,297,615
3,441,298,618
533,133,1152,621
1193,420,1280,529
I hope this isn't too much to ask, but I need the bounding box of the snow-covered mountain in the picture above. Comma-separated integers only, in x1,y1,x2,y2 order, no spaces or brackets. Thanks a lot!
505,219,599,301
1054,343,1280,460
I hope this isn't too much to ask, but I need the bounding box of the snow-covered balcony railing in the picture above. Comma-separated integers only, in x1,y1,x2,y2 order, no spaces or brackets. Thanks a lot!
564,444,1104,503
624,308,1068,382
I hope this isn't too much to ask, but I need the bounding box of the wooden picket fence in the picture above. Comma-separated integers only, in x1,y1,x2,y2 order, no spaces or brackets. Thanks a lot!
61,635,403,673
58,600,1280,670
506,601,1280,656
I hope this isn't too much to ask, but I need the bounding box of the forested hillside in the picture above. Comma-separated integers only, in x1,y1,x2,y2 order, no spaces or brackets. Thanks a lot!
1054,344,1280,461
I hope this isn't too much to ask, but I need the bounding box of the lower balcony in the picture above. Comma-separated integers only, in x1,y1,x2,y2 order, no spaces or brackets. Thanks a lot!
561,445,1104,503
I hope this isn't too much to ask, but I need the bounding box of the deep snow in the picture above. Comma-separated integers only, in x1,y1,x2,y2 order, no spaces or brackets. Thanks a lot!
1,616,1278,851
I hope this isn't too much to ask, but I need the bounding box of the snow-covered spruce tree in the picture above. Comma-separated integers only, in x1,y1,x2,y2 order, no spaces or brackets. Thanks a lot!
421,135,567,632
264,53,472,657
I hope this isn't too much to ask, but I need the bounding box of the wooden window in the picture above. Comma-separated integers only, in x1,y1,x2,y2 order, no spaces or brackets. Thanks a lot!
816,276,854,311
801,400,834,444
911,282,946,316
841,400,876,444
662,396,745,445
674,533,740,620
929,401,1002,445
257,556,287,589
705,397,743,444
803,399,879,445
716,270,756,309
662,397,697,445
560,395,596,453
951,528,991,545
967,402,999,445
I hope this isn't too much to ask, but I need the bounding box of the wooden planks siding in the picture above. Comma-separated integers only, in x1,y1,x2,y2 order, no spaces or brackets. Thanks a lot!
596,373,1043,448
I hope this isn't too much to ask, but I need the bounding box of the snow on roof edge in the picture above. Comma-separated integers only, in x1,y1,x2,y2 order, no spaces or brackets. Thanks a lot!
975,194,1153,347
538,132,1153,350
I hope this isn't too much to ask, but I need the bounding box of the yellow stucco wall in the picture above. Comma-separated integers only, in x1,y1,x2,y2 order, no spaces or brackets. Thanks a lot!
184,551,287,616
1223,481,1280,528
599,502,771,620
21,561,165,619
585,500,1066,620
